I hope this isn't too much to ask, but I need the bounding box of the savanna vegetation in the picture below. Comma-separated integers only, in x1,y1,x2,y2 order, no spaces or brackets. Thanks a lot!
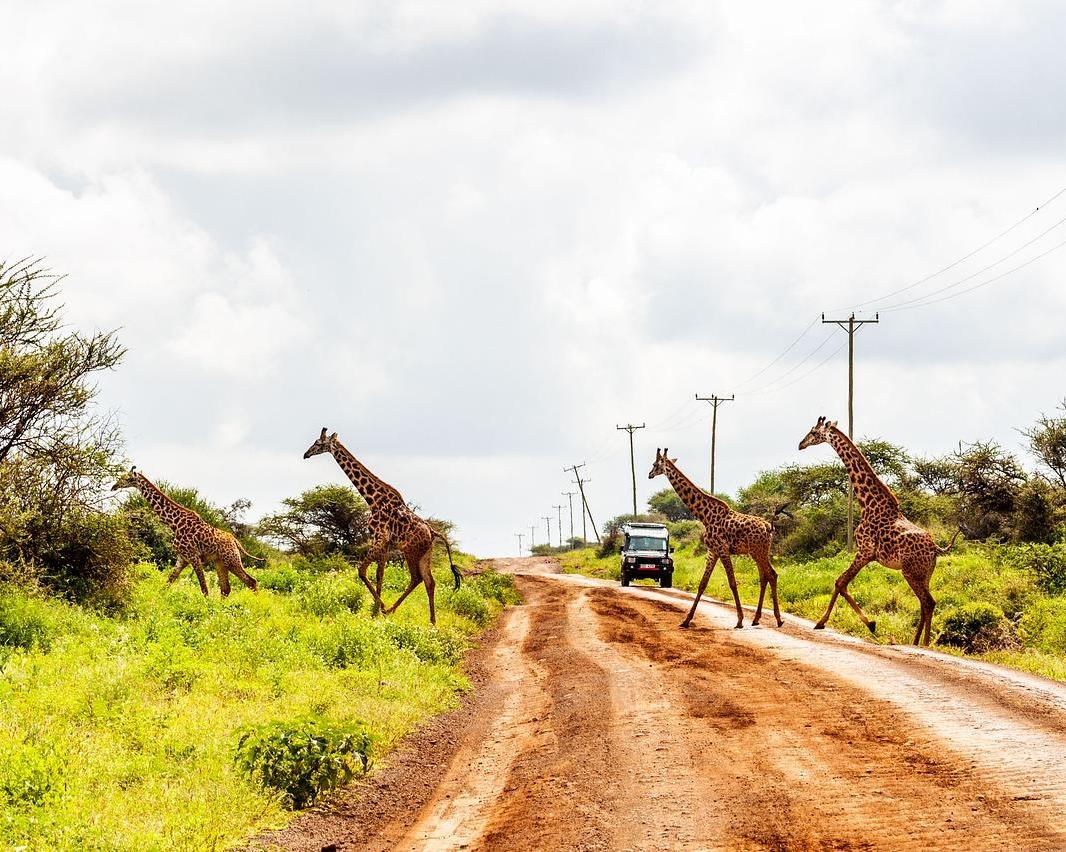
563,413,1066,683
0,259,519,849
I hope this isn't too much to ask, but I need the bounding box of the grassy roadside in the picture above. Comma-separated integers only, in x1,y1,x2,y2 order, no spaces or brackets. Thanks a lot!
559,544,1066,683
0,553,517,850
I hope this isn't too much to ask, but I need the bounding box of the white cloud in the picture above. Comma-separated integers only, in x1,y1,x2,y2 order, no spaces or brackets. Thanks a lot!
2,1,1065,556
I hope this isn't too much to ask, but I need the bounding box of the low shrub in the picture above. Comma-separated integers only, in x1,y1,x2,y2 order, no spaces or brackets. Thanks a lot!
1019,598,1066,655
444,587,491,626
296,572,366,617
0,590,54,651
256,564,307,593
235,717,372,809
937,602,1018,653
1002,544,1066,595
467,570,521,606
383,620,465,665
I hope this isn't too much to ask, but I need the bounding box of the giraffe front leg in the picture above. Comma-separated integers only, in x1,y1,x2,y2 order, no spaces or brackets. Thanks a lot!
357,552,389,615
720,553,744,629
166,555,186,585
680,553,718,629
817,554,873,633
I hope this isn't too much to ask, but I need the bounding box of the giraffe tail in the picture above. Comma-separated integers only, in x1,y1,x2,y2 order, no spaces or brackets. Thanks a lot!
937,529,963,555
433,530,462,590
235,539,267,563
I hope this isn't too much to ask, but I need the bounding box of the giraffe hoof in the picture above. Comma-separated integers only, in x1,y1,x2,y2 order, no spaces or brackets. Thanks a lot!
735,623,744,630
814,623,826,630
679,621,691,630
776,619,784,627
751,619,761,627
867,621,877,634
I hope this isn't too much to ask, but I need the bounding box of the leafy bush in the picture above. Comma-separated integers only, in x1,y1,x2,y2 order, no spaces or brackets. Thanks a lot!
256,563,308,593
0,590,54,651
235,717,372,809
0,742,65,808
937,602,1017,653
383,620,465,665
467,569,520,606
296,572,366,617
305,618,382,669
1019,598,1066,655
1002,543,1066,595
444,587,491,626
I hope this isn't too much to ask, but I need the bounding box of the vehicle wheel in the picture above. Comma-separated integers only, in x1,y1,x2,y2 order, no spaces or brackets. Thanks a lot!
621,573,630,587
660,573,673,589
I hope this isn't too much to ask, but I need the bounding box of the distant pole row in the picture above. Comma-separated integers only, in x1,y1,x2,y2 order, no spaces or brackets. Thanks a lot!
517,309,877,556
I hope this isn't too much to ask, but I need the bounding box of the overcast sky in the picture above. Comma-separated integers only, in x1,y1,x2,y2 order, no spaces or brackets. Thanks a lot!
3,0,1065,556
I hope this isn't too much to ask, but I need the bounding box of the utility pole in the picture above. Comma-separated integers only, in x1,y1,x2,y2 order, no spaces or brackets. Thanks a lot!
515,532,524,556
552,504,564,547
822,312,880,551
616,422,646,517
561,491,576,548
564,463,600,543
542,515,552,550
529,524,536,550
695,393,734,494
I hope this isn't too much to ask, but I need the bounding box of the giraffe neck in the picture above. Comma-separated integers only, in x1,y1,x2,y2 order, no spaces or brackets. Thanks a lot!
135,474,193,531
330,441,401,506
825,426,899,516
663,461,729,521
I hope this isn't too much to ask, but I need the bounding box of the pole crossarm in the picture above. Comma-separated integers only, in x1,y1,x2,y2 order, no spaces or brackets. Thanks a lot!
695,393,734,494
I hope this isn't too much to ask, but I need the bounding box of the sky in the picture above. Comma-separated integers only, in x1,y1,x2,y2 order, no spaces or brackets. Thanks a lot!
2,0,1065,557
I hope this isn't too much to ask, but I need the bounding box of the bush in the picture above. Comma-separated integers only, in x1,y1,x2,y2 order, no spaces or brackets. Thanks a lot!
296,572,366,617
0,590,54,651
305,618,382,669
444,587,491,626
937,602,1017,653
468,569,520,606
235,717,372,809
1002,543,1066,595
256,563,307,594
1019,598,1066,655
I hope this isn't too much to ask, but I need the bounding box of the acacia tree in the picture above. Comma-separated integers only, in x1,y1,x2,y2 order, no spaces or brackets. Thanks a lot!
257,485,371,561
1022,400,1066,489
0,258,130,601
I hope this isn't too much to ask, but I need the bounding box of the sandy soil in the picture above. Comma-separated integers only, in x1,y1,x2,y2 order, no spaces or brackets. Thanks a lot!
253,557,1066,851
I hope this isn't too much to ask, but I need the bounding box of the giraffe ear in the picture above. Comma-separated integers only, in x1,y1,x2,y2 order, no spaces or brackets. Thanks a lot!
829,420,838,429
319,427,327,438
130,465,136,472
329,432,338,441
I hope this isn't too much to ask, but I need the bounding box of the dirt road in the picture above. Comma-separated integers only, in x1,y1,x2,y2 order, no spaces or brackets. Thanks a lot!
260,558,1066,851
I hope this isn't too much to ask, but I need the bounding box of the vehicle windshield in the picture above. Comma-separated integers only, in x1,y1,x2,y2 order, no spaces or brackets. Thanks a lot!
628,536,667,552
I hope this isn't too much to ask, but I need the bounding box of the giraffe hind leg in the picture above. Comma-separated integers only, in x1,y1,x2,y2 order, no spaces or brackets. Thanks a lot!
720,553,744,629
817,554,873,632
681,554,718,629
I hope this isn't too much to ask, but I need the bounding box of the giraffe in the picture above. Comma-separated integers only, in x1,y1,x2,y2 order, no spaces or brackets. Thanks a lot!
302,428,461,625
798,416,960,645
648,448,783,630
112,467,260,596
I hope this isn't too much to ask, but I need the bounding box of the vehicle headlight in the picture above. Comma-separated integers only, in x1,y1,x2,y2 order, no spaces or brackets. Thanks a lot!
625,556,635,564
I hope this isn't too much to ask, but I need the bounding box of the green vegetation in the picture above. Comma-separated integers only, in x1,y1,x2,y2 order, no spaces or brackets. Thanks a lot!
560,540,1066,682
0,555,518,849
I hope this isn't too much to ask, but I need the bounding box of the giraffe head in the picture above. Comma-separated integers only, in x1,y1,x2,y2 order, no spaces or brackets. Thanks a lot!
303,427,338,459
648,448,675,479
798,416,836,451
111,466,141,491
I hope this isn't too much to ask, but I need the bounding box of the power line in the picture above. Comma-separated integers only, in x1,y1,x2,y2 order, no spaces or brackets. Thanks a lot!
844,184,1066,312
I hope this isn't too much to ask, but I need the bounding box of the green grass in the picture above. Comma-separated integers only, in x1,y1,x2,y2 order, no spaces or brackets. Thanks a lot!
560,543,1066,682
0,554,518,851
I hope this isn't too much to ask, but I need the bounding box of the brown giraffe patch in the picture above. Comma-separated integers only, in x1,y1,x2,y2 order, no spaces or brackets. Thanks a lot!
648,447,783,630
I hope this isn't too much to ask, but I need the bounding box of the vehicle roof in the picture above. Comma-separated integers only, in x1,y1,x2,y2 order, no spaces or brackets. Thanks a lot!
623,522,668,536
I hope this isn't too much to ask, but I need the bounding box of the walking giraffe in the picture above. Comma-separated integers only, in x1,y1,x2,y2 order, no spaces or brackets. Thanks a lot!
112,467,260,596
302,428,460,625
648,448,783,630
798,416,959,645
